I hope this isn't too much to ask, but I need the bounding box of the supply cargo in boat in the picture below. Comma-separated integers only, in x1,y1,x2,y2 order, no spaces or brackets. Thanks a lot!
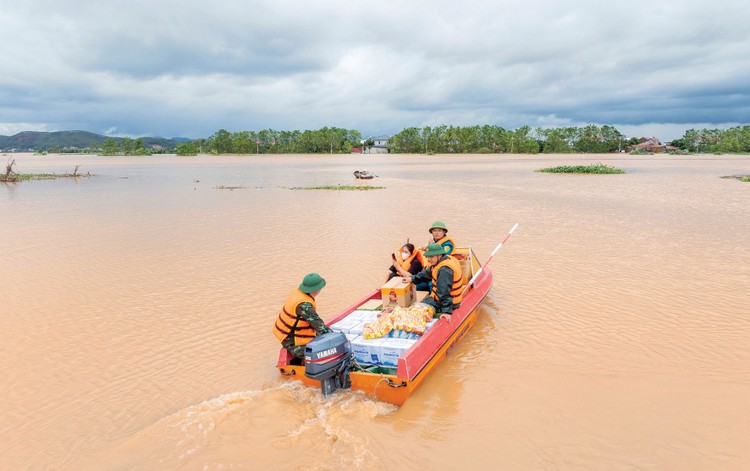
277,246,492,405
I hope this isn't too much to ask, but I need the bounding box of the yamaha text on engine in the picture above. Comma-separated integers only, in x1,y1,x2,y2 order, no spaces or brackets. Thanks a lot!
304,332,353,396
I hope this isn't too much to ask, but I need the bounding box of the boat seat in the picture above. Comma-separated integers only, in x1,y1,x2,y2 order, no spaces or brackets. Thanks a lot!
451,247,474,285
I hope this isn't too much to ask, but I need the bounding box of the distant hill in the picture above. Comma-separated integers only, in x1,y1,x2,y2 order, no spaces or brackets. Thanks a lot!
0,130,185,152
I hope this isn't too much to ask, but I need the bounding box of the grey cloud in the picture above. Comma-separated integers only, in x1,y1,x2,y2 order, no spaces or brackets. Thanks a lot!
1,0,749,139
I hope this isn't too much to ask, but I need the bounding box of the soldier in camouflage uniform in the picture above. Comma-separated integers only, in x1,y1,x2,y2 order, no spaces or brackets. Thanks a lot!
273,273,332,359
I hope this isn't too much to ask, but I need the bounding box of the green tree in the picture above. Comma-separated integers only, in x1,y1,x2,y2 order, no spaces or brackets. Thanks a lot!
319,127,349,153
717,125,750,153
504,126,538,154
101,138,118,156
478,125,506,153
421,126,432,154
134,138,150,155
698,128,722,153
278,130,302,153
209,129,232,154
456,126,480,153
231,131,253,154
572,124,621,153
678,129,700,152
389,127,422,153
537,128,573,153
176,142,198,156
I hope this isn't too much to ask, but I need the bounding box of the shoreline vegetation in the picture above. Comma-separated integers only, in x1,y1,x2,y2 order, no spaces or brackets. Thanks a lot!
288,185,385,191
215,185,245,190
537,163,626,174
144,124,750,156
1,159,93,183
3,125,750,156
213,184,385,191
721,175,750,182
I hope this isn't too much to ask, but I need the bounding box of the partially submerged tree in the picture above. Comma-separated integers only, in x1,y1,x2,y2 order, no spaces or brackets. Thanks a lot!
4,158,17,180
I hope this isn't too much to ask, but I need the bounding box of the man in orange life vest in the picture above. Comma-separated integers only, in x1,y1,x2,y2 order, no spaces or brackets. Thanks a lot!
273,273,332,360
407,243,463,323
427,220,455,255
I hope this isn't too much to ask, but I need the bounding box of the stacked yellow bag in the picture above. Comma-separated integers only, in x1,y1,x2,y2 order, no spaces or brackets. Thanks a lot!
392,303,434,336
363,303,436,339
362,310,394,339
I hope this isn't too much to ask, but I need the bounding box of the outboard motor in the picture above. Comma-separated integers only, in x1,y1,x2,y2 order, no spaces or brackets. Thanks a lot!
304,332,353,396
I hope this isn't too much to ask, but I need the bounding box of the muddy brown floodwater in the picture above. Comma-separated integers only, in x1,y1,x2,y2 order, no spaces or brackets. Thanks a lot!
1,153,749,470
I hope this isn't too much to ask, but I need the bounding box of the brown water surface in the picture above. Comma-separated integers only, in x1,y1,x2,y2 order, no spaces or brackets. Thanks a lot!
2,153,749,470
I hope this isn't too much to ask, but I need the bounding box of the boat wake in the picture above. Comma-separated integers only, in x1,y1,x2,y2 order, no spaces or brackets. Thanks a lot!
81,382,397,469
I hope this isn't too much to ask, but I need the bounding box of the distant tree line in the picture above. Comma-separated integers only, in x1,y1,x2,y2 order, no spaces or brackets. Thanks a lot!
670,126,750,153
100,138,153,156
6,126,749,155
389,124,632,154
391,124,750,154
177,127,363,156
177,124,750,156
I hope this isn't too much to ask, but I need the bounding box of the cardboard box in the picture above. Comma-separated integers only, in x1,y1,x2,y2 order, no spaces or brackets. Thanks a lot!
378,338,417,367
330,318,361,334
416,291,430,302
350,337,384,365
347,320,367,335
347,310,380,323
349,336,370,364
381,277,416,308
357,299,383,310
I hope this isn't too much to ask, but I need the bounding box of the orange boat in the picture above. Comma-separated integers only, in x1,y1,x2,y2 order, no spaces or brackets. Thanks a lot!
277,246,492,405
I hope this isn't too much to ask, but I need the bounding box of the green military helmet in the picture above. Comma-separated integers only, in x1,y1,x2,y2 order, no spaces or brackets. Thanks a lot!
429,220,448,233
299,272,326,293
423,243,448,257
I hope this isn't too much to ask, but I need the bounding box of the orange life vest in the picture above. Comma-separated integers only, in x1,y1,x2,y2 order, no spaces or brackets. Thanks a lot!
395,248,419,273
273,289,318,346
430,255,463,305
415,250,427,268
434,235,456,254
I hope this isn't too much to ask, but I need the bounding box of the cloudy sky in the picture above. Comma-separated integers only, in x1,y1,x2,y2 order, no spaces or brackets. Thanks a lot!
1,0,749,141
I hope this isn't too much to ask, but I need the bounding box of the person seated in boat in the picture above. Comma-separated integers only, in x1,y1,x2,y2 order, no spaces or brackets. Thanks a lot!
426,220,456,255
272,273,332,361
407,243,463,323
386,243,428,289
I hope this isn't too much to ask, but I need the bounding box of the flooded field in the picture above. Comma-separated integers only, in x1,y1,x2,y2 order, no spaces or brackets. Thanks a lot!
1,153,749,470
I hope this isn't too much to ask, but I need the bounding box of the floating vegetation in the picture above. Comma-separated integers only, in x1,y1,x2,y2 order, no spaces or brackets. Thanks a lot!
289,184,385,191
215,185,245,190
628,149,650,156
536,163,625,174
720,175,750,182
1,159,93,182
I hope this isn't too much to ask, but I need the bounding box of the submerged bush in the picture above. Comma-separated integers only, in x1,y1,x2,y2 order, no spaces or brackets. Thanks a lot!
289,185,385,190
536,163,625,174
629,148,649,155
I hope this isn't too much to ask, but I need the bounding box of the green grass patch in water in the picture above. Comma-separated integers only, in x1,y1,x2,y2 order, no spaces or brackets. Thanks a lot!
1,172,92,182
289,184,385,190
16,173,58,181
536,163,625,174
721,175,750,182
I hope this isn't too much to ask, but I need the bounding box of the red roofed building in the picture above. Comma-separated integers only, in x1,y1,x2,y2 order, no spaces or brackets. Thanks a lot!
626,137,679,153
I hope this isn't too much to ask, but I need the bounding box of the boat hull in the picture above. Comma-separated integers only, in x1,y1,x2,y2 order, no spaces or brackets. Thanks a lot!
277,248,492,405
278,301,484,405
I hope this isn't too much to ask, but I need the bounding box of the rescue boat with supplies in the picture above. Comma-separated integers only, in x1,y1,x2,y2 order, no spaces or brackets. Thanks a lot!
277,246,492,405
